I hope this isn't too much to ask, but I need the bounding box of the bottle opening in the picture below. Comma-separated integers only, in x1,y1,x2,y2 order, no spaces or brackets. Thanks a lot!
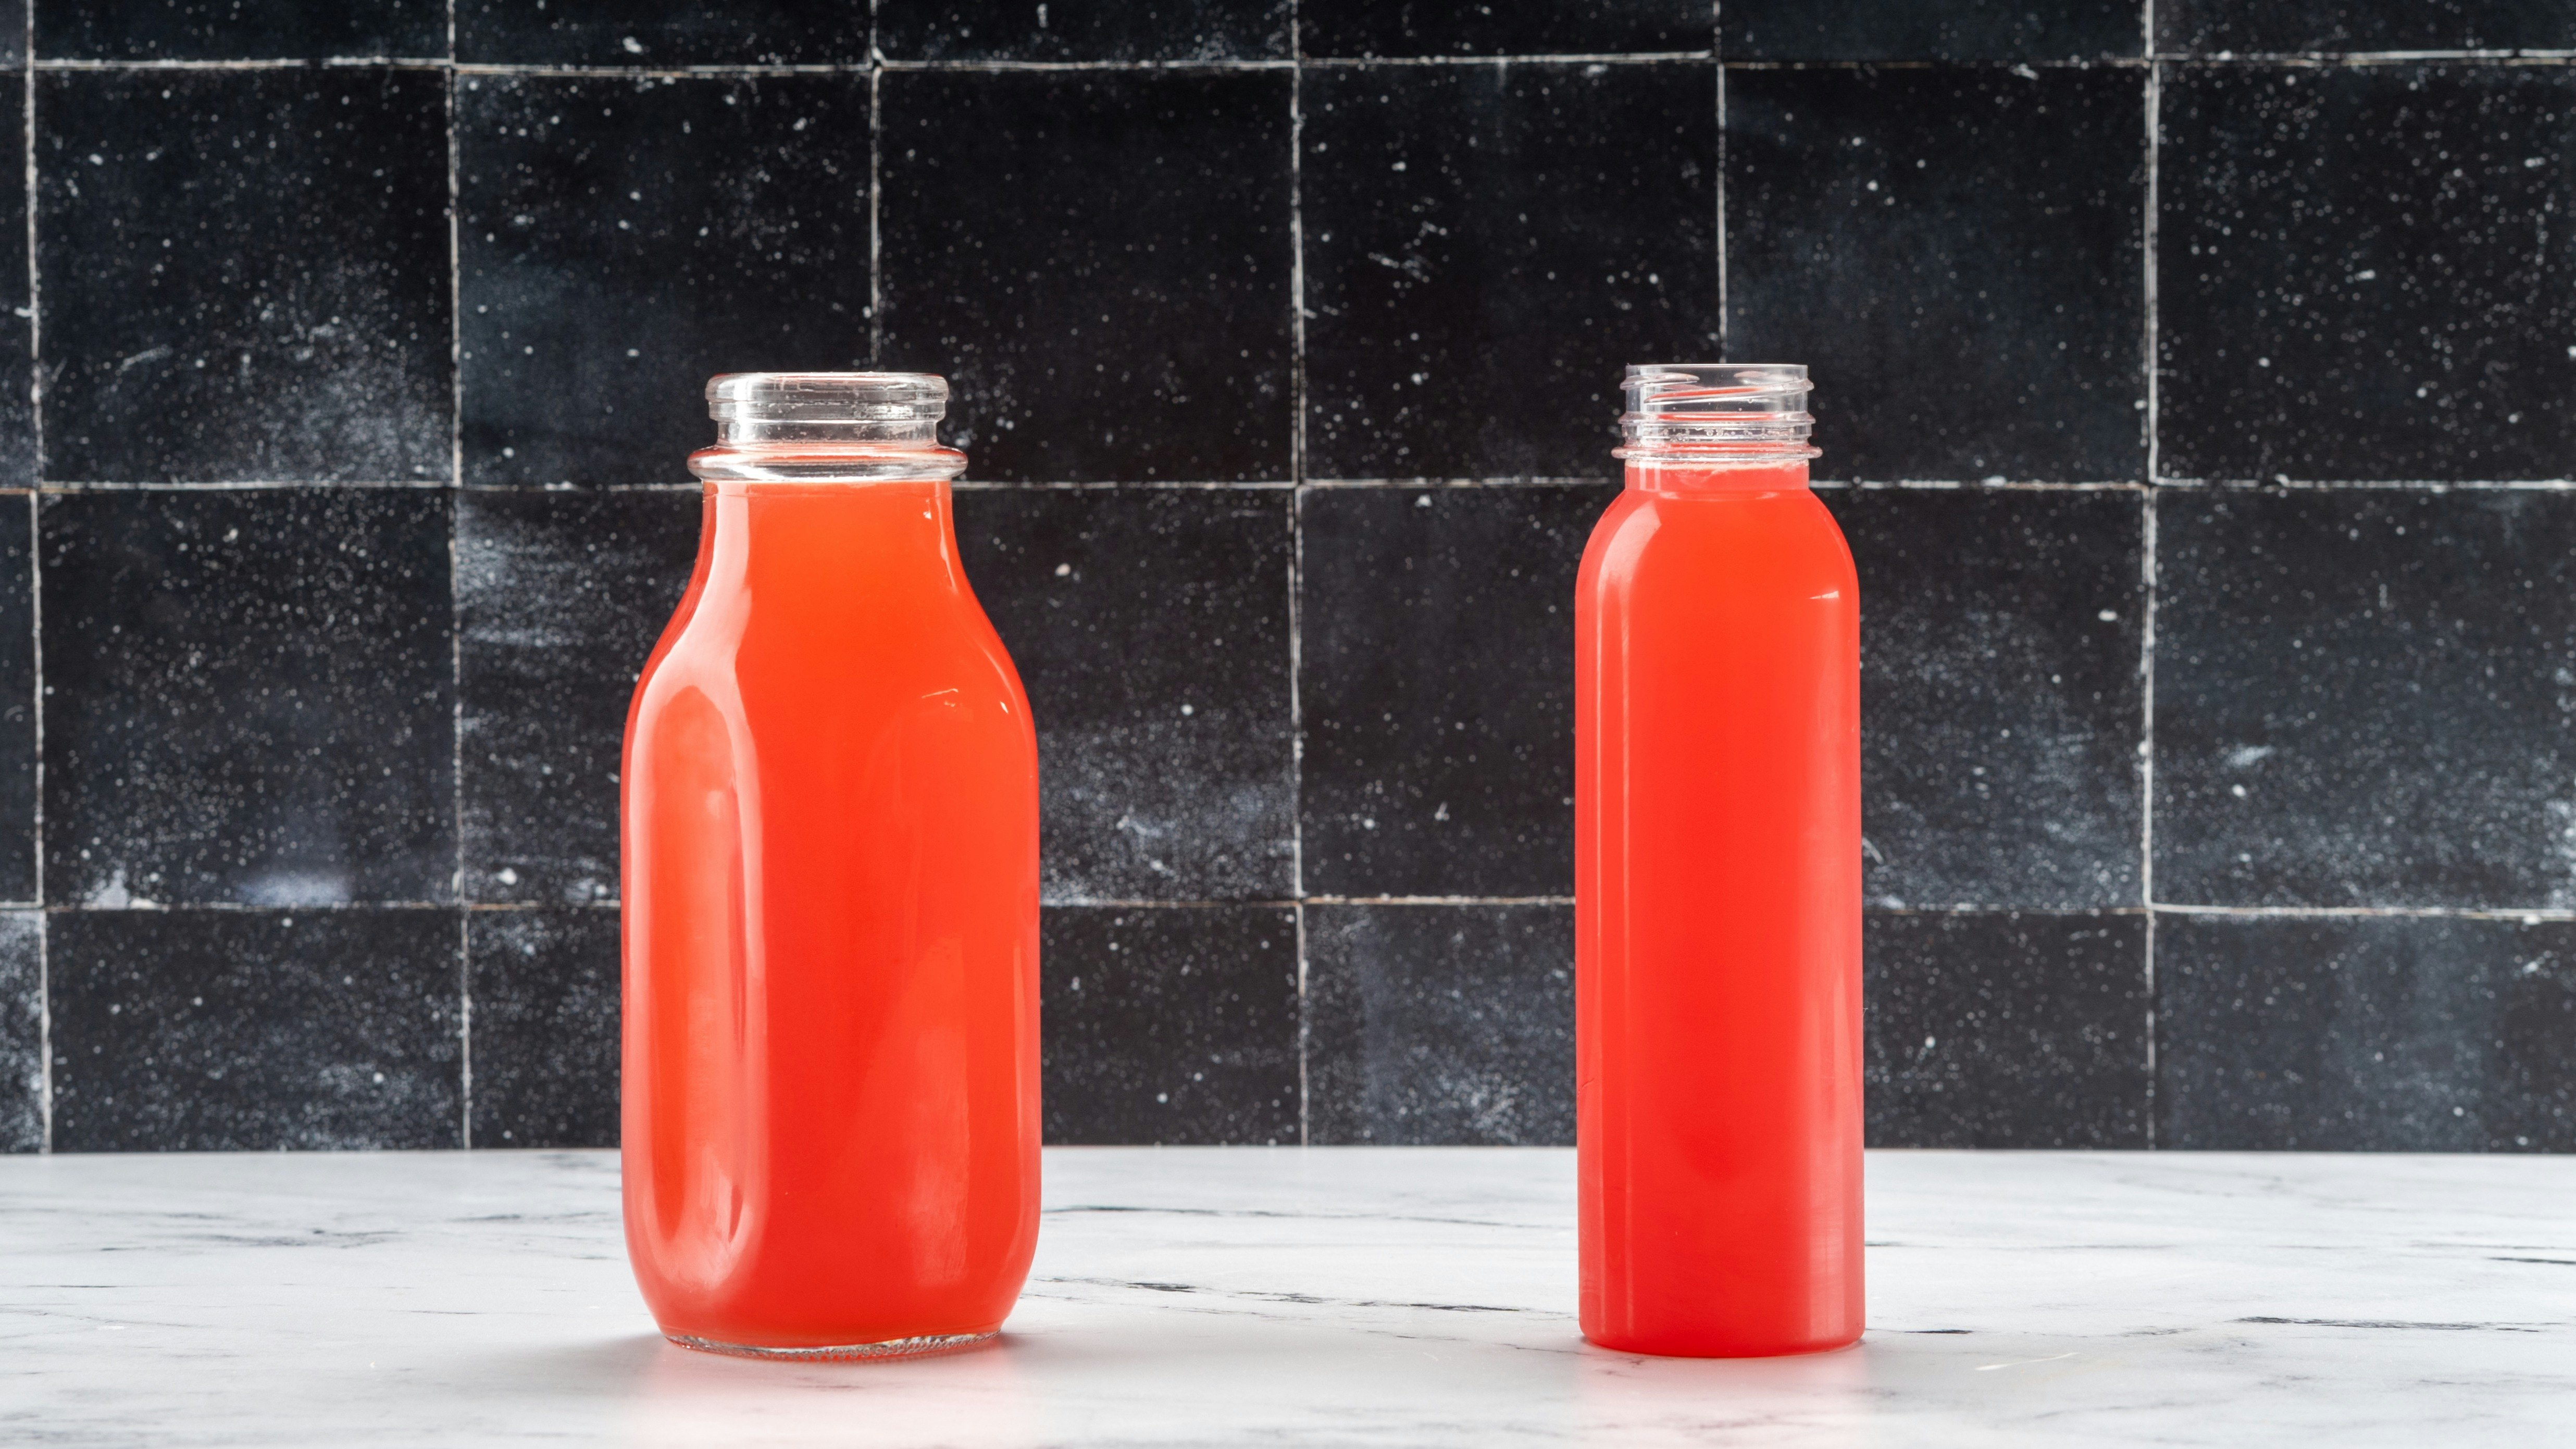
694,372,966,483
1614,363,1820,467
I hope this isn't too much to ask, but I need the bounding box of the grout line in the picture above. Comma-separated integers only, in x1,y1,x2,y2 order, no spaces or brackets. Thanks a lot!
23,42,45,1151
1713,33,1726,358
442,8,474,1150
36,479,456,491
21,895,2575,918
2143,56,2161,484
2152,903,2576,921
2140,16,2160,1152
953,478,1296,491
19,51,2576,78
868,0,883,364
2140,488,2159,1150
1286,3,1309,1149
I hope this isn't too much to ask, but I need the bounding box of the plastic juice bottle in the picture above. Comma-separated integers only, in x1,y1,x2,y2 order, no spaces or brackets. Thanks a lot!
621,372,1040,1358
1575,364,1864,1357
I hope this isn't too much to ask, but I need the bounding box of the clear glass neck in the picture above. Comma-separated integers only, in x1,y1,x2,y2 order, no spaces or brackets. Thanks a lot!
689,371,967,483
1613,363,1820,470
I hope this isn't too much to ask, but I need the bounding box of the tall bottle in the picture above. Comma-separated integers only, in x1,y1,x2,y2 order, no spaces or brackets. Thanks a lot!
621,373,1041,1358
1574,364,1863,1357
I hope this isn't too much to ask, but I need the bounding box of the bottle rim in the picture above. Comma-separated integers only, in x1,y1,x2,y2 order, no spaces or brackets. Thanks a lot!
707,372,948,423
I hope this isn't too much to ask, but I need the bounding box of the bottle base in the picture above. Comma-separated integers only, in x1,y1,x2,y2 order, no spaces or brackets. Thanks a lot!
1582,1330,1862,1359
666,1330,998,1362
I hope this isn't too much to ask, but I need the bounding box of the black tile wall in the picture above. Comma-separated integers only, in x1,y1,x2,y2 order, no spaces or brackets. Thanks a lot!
42,491,455,910
35,1,446,61
0,96,27,489
879,70,1295,483
880,0,1292,61
1299,486,1599,898
1042,906,1301,1145
454,2,863,66
36,69,452,484
468,908,619,1149
457,73,872,486
2159,65,2576,481
2156,489,2576,910
1302,62,1716,480
956,489,1295,903
1305,903,1573,1145
1825,488,2146,910
49,908,461,1152
2156,2,2576,55
1864,911,2149,1148
5,10,2565,1153
2159,914,2576,1151
1301,0,1710,58
1725,1,2143,61
456,490,700,905
1729,66,2147,482
0,913,36,1151
0,497,29,904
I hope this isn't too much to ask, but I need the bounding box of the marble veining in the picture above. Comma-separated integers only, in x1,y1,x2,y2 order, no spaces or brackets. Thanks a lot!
2,1147,2570,1446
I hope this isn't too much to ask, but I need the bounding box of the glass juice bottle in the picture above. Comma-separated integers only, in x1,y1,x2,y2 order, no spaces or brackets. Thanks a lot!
1575,364,1863,1357
621,372,1040,1358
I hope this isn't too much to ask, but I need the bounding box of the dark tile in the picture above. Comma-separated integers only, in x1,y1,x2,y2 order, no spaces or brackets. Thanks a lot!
2157,2,2576,55
0,1,22,66
1728,67,2146,482
2156,490,2576,910
0,94,28,488
35,0,444,60
455,1,861,65
0,913,37,1152
1725,1,2141,60
36,69,450,484
42,490,455,908
956,489,1294,903
1299,486,1599,897
2158,66,2576,481
0,497,29,904
50,908,462,1151
2159,914,2576,1151
1303,64,1715,480
458,490,700,905
879,71,1294,483
1305,903,1572,1145
880,0,1290,60
458,74,870,487
1041,905,1299,1145
1864,911,2147,1147
1302,0,1707,57
468,907,619,1149
1823,488,2144,910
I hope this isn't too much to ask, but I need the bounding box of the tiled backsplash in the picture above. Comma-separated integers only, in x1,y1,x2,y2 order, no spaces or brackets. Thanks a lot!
1,2,2571,1154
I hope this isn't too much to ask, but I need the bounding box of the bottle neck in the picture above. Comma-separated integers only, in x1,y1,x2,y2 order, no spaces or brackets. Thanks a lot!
1624,458,1812,494
1614,364,1819,483
689,433,967,485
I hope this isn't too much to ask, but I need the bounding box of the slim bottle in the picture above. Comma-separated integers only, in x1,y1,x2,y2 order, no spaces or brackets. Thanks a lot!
621,373,1041,1358
1575,364,1863,1357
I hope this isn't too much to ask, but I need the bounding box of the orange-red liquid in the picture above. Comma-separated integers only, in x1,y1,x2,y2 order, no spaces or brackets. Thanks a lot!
621,475,1040,1351
1574,458,1863,1357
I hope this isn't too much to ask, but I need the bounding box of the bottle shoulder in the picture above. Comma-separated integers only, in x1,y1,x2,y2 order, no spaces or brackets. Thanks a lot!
1581,488,1855,596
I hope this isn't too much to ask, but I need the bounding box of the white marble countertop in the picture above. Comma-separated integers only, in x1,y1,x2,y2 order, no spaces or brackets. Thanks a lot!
3,1147,2571,1446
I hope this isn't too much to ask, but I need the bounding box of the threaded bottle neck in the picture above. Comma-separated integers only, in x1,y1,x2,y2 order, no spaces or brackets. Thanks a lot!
1613,364,1820,469
691,371,967,482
